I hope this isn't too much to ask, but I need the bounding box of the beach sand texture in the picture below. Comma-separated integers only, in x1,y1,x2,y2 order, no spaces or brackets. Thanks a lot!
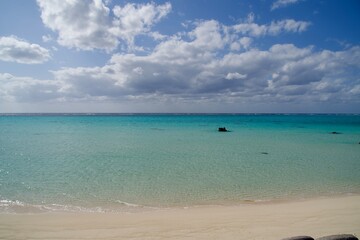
0,195,359,240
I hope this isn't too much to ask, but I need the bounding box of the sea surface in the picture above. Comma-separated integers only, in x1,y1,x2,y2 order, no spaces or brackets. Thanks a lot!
1,114,360,213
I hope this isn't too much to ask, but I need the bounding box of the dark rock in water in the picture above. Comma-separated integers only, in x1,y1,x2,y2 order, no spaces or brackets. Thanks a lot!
282,236,314,240
261,152,269,155
316,234,358,240
218,127,228,132
330,131,342,134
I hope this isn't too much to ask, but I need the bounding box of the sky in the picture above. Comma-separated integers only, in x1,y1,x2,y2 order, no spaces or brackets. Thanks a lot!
0,0,359,113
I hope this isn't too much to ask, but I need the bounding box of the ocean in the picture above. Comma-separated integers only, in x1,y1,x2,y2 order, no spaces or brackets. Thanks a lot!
0,114,359,213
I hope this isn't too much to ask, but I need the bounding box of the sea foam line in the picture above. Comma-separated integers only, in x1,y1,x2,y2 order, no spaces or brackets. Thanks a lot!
0,199,115,213
0,198,158,214
115,200,143,208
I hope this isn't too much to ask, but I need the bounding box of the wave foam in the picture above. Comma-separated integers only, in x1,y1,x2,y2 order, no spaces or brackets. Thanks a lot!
0,199,109,213
115,200,143,208
0,198,157,214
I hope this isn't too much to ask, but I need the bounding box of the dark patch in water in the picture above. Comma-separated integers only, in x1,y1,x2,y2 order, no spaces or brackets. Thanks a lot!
218,127,229,132
150,128,165,131
261,152,269,155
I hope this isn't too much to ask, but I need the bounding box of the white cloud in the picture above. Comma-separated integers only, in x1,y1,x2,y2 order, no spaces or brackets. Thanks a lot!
271,0,302,11
0,36,50,64
133,67,143,75
350,85,360,94
42,35,52,43
2,16,359,111
229,41,241,51
36,0,308,53
111,2,171,47
37,0,117,51
36,0,171,52
225,72,247,80
233,19,310,36
233,22,267,37
268,19,310,34
146,20,226,66
43,40,359,106
149,31,168,41
189,20,225,50
239,37,252,49
0,73,61,102
246,12,256,23
51,66,125,100
230,37,253,51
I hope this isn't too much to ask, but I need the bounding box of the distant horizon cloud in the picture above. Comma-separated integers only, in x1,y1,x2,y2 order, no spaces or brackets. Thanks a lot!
1,38,359,110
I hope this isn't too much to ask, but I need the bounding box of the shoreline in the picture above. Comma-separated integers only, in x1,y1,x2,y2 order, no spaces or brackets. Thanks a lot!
1,195,359,240
2,192,360,214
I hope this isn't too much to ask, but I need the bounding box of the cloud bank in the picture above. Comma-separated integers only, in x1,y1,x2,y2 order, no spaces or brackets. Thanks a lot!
1,19,359,110
1,0,359,112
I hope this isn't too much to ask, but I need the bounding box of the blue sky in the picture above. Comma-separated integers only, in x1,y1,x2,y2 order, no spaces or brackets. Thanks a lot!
0,0,359,113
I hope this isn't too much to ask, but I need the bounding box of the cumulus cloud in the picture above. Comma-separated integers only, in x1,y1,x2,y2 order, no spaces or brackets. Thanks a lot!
0,36,50,64
225,72,247,80
37,0,117,51
0,73,61,102
111,2,171,47
51,66,126,100
36,0,307,53
230,37,253,51
271,0,302,10
36,0,171,51
41,36,359,105
268,19,310,34
2,17,359,110
239,37,252,49
233,19,310,36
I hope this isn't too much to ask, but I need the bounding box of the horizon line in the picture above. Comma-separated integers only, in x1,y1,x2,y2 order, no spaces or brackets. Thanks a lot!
1,112,360,115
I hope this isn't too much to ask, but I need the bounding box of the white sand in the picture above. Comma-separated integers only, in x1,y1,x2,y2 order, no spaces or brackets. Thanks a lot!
0,195,359,240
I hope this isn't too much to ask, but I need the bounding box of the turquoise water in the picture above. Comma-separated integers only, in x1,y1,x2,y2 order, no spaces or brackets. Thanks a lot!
1,114,360,212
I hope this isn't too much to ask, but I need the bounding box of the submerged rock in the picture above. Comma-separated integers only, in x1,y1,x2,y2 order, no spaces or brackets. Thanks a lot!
316,234,358,240
282,236,314,240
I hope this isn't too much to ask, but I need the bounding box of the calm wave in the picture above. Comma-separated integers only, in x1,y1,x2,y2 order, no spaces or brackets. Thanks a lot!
1,114,360,213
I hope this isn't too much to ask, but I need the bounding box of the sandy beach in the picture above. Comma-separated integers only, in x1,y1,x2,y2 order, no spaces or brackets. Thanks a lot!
0,195,359,240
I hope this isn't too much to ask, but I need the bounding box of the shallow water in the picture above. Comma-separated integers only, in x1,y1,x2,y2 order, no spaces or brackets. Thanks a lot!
1,114,360,212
